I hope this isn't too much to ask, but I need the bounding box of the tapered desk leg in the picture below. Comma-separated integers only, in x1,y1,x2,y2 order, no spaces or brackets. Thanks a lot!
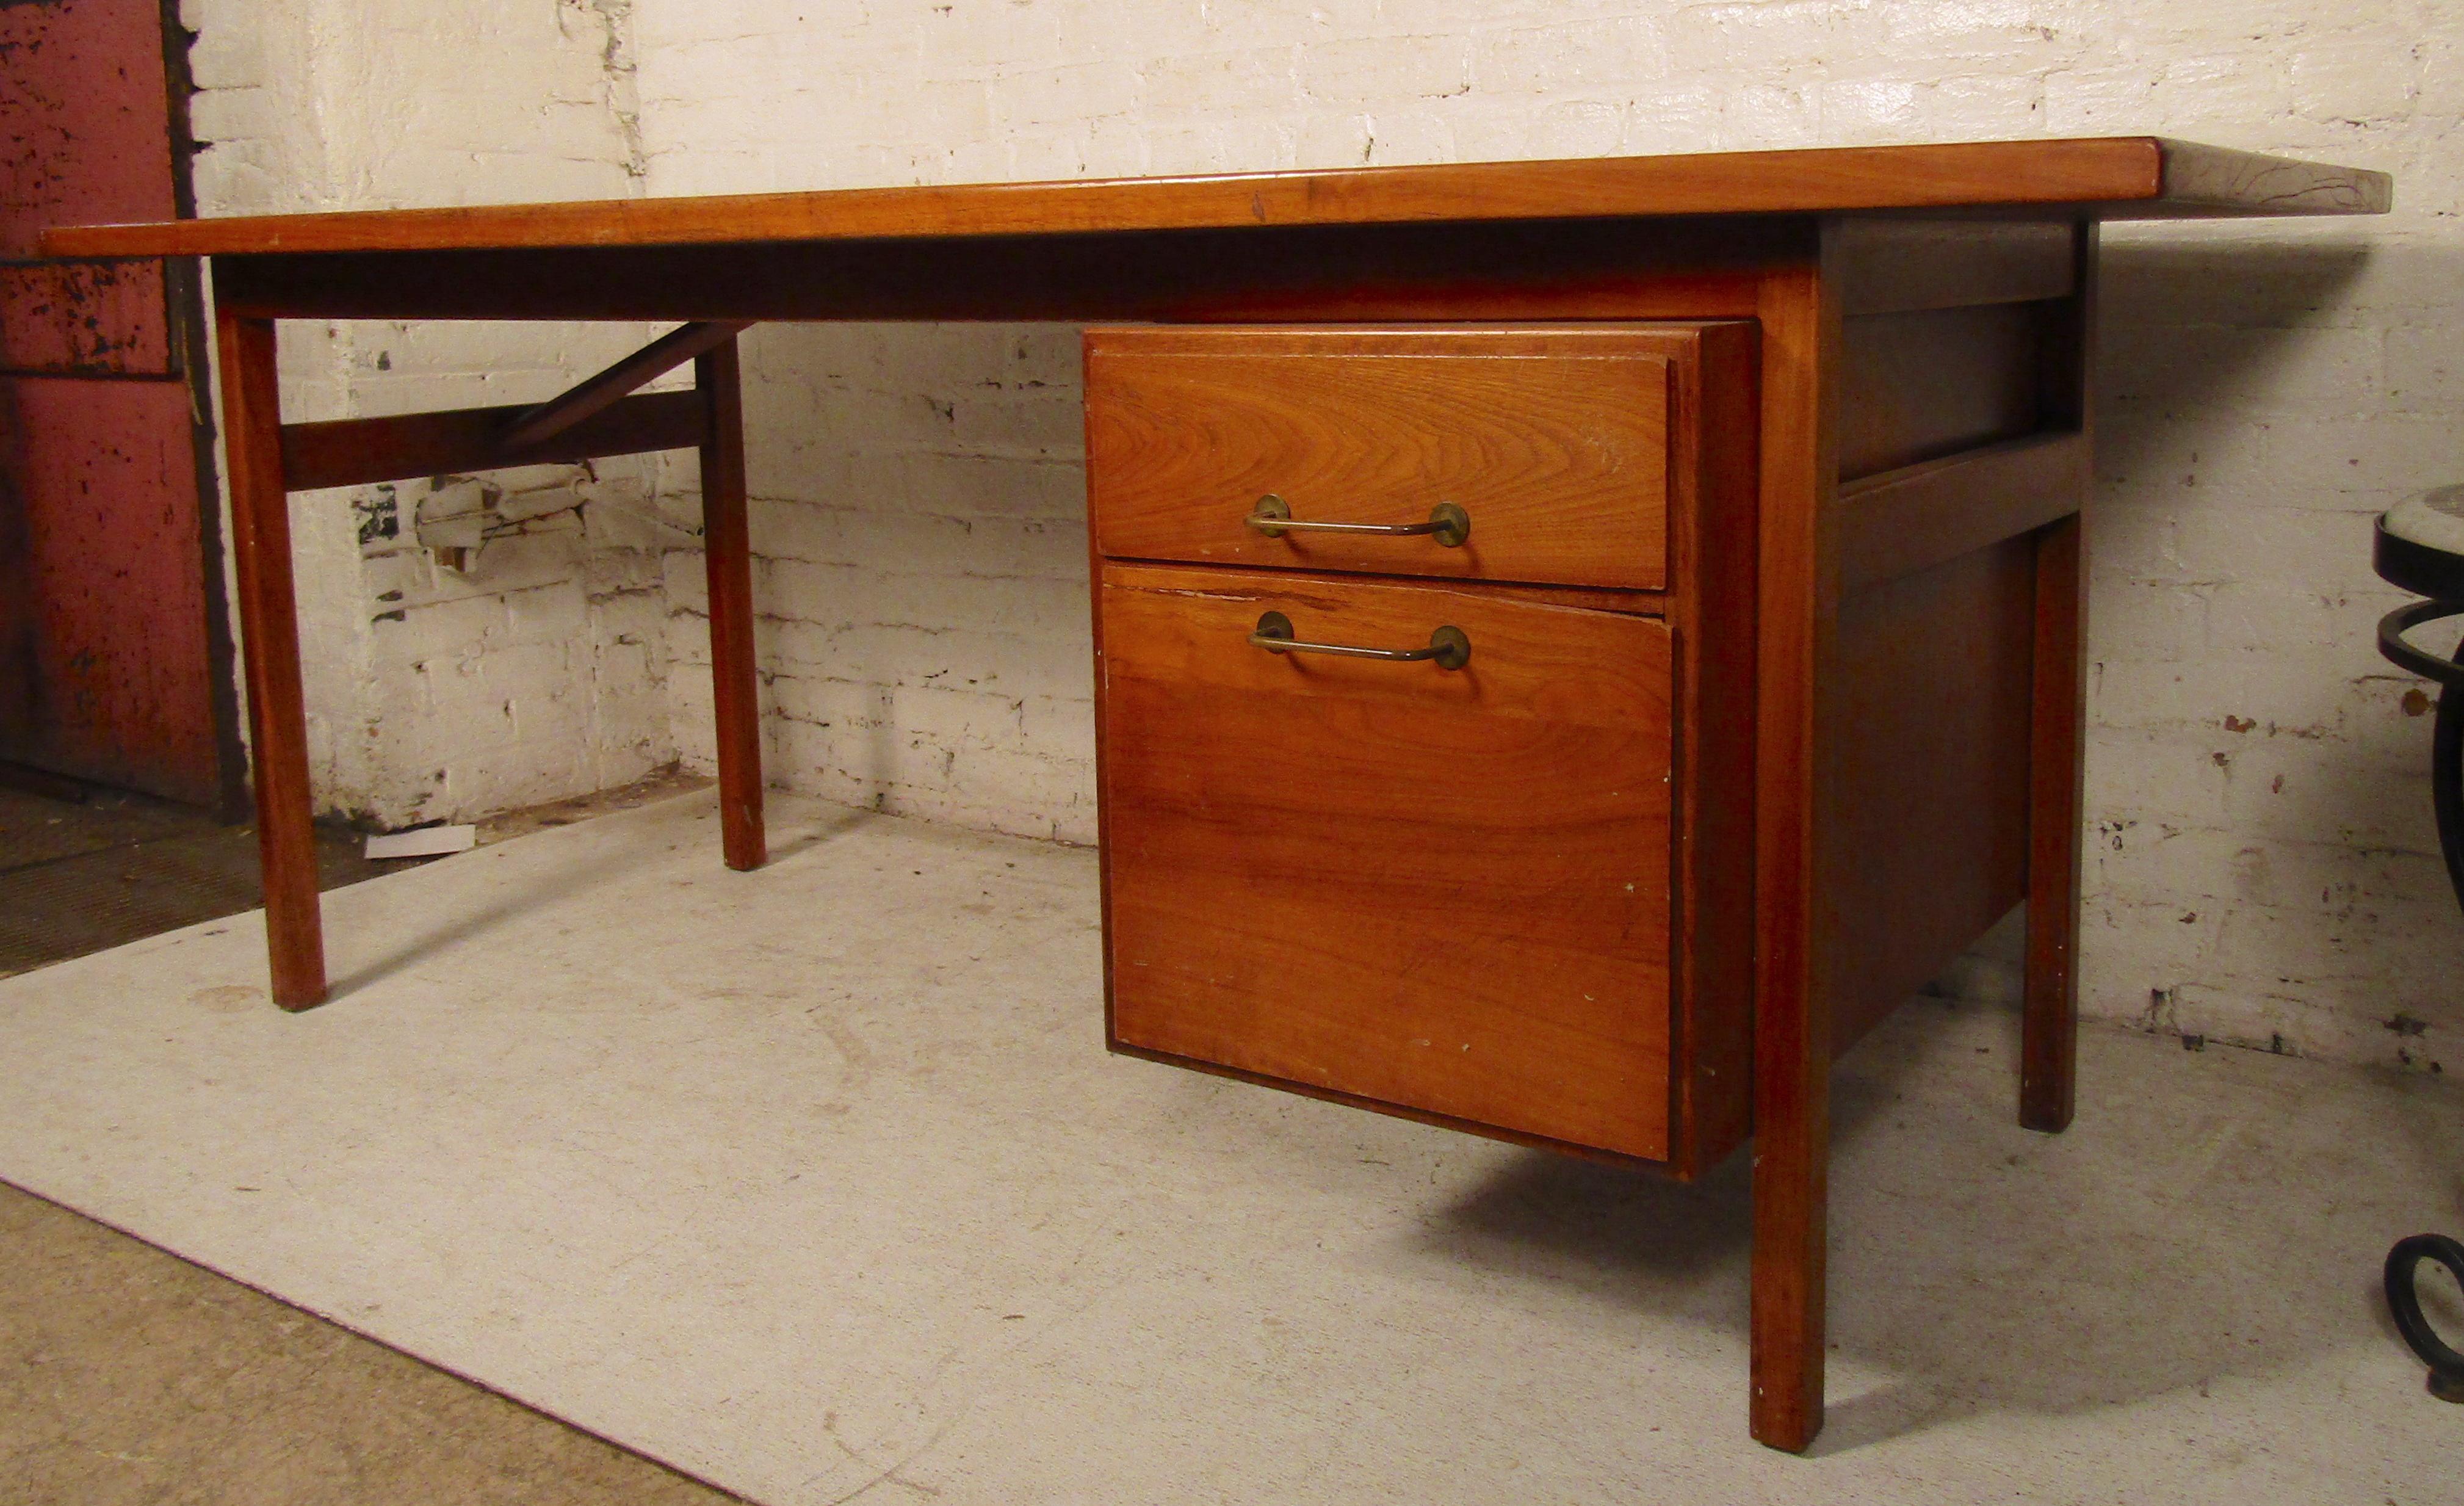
214,309,327,1010
1752,969,1830,1455
2023,223,2095,1134
696,335,765,870
2022,510,2086,1132
1749,254,1840,1454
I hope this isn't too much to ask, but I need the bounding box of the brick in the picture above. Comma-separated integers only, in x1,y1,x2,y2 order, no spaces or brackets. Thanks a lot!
1724,83,1820,148
1302,35,1468,101
1141,47,1298,117
998,59,1144,129
1664,1,1883,73
2087,580,2208,665
1471,17,1664,94
2289,36,2421,123
1877,0,2079,62
1524,100,1626,159
1295,111,1374,168
2084,728,2231,826
2169,506,2374,593
1363,109,1454,167
1615,87,1723,153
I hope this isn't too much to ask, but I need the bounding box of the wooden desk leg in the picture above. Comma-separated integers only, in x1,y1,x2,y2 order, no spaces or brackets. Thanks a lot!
2021,510,2086,1132
1749,255,1840,1454
2023,223,2095,1134
214,309,328,1010
695,335,765,870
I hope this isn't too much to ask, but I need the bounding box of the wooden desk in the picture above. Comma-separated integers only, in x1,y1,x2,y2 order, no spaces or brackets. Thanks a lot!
47,137,2389,1452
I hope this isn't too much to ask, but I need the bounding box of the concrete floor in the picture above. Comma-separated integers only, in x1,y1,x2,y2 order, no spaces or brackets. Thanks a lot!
0,783,414,980
0,788,2457,1504
0,1181,740,1504
0,771,739,1504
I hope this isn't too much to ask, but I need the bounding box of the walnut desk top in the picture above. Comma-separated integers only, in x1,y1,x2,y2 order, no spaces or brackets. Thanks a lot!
43,137,2386,326
46,136,2385,259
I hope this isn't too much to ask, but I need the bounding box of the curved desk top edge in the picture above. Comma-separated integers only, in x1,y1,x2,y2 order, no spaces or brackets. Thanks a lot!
42,137,2389,260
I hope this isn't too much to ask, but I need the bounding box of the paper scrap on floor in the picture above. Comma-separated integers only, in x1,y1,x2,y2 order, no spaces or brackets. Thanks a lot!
366,825,476,860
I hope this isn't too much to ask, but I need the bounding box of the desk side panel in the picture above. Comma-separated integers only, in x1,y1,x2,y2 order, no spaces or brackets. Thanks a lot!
1829,540,2037,1052
1824,220,2091,1054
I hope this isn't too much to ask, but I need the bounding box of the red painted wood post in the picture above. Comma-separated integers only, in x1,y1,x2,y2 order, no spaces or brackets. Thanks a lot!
696,335,765,869
0,0,236,809
214,306,327,1009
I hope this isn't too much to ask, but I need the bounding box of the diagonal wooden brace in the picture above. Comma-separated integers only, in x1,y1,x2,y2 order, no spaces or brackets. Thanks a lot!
497,319,750,452
273,322,755,493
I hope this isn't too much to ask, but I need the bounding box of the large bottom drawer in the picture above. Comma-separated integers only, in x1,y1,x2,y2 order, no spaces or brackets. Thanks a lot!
1096,562,1675,1160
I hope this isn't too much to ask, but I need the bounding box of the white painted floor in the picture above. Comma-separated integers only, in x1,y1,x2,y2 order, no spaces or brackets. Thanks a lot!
0,791,2455,1504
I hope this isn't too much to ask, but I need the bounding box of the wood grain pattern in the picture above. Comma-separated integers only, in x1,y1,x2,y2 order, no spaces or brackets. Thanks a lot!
2158,139,2393,215
696,336,765,872
1829,219,2076,317
278,389,707,492
1830,538,2037,1055
1099,563,1675,1160
40,139,2387,259
1748,236,1840,1455
1085,322,1761,1176
1840,301,2048,480
213,308,325,1010
1838,431,2089,590
1658,320,1762,1179
1087,325,1688,590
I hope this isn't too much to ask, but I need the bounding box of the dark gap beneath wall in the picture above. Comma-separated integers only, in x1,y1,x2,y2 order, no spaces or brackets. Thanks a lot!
0,777,424,981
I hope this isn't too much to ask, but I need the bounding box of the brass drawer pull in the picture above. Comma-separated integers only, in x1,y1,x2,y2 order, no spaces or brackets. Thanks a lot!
1246,494,1471,548
1250,610,1472,671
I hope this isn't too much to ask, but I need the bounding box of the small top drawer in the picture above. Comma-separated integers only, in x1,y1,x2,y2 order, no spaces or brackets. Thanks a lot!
1085,325,1721,592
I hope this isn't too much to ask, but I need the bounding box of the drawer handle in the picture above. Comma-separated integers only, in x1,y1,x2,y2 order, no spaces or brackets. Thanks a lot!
1246,494,1471,548
1249,610,1472,671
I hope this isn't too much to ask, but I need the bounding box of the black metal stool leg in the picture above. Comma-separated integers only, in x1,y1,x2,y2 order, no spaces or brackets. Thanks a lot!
2372,488,2464,1398
2436,651,2463,918
2369,592,2464,1396
2385,1234,2464,1402
2375,598,2464,918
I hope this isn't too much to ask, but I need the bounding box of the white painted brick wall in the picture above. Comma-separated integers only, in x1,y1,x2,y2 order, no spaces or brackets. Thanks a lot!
184,0,682,826
182,0,2461,1073
627,1,2460,1073
662,323,1096,842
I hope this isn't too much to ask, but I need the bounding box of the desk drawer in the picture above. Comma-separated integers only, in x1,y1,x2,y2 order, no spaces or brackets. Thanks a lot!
1086,325,1719,592
1097,563,1674,1160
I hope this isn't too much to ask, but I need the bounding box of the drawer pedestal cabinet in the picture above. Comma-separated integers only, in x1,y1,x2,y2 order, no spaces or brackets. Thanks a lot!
46,137,2388,1452
1087,324,1760,1171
